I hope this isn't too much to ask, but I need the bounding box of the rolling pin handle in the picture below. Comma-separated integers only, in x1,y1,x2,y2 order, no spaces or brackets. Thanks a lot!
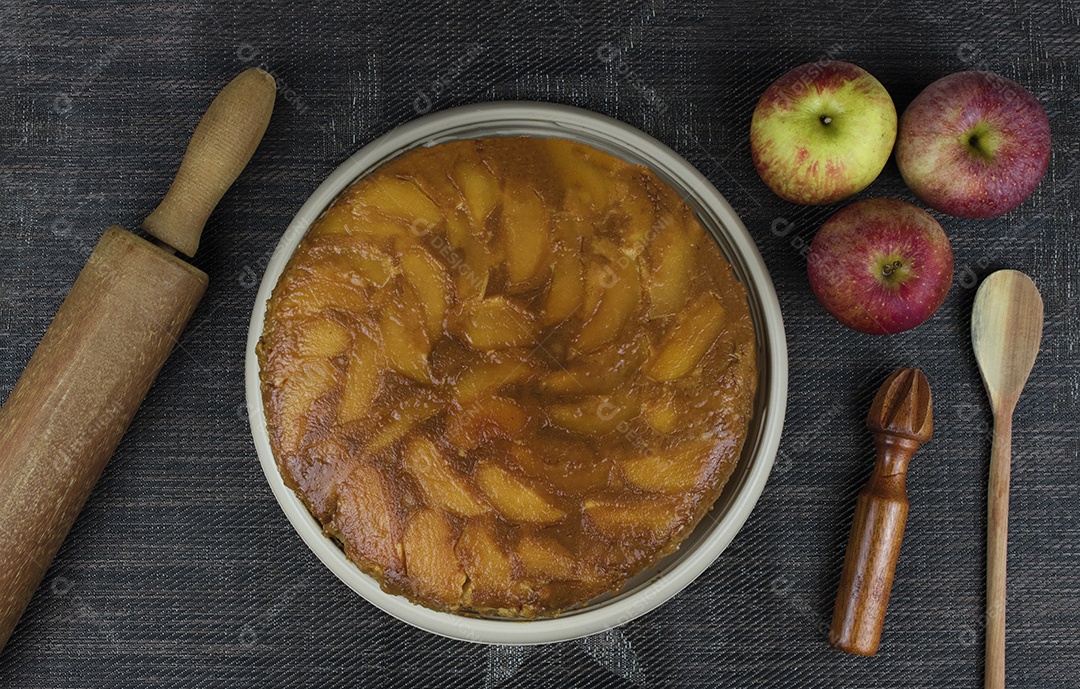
142,68,276,257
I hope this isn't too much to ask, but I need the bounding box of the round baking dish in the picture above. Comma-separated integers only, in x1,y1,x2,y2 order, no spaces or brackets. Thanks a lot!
245,102,787,645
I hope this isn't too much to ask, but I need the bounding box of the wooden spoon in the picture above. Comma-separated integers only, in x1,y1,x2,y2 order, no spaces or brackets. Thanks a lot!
971,269,1044,689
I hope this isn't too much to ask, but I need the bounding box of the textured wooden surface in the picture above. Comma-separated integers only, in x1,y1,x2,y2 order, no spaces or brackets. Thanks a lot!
0,228,206,651
830,368,933,656
971,270,1044,689
0,1,1078,687
143,68,276,257
0,67,270,655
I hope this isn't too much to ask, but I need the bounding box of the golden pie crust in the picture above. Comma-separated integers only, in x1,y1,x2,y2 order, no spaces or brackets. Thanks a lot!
257,137,757,617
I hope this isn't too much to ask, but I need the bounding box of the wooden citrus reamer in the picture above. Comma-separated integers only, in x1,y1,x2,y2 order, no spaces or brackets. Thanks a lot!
0,68,275,651
829,367,933,656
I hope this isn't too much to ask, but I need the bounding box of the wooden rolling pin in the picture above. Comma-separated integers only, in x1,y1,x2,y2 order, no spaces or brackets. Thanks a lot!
0,68,275,651
829,368,933,656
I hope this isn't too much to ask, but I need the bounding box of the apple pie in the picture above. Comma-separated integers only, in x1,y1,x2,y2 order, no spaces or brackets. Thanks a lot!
257,137,757,617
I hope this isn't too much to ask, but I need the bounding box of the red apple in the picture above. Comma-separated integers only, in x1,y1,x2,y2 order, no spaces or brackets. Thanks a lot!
896,71,1051,218
807,198,954,334
750,61,897,205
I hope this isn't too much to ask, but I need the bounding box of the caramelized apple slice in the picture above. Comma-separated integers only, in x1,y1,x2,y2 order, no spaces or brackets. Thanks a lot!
573,258,641,355
641,386,680,434
454,159,500,230
346,208,415,242
297,317,352,359
552,211,589,244
292,436,353,520
537,370,596,396
404,436,489,516
456,232,491,301
274,358,337,455
456,520,513,602
508,441,612,493
304,237,397,283
501,180,551,292
353,177,443,229
300,239,400,292
542,243,584,325
644,291,727,381
539,333,649,395
444,208,471,249
475,463,565,524
620,182,657,256
544,139,618,212
445,397,528,450
338,330,384,425
334,464,401,571
407,167,470,248
366,396,444,454
403,508,467,605
272,275,368,320
516,534,576,580
401,246,452,334
310,202,356,236
380,283,432,383
583,496,684,537
621,439,714,493
453,296,537,350
453,351,536,404
345,243,396,288
545,390,640,435
646,213,696,318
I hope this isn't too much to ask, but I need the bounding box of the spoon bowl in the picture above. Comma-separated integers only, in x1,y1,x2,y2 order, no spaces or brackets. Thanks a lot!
973,270,1044,410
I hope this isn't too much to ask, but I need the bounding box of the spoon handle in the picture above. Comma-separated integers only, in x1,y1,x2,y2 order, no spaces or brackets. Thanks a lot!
986,411,1013,689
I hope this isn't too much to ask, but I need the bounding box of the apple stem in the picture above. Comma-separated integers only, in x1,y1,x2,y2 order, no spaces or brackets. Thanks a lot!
820,115,832,125
882,259,903,277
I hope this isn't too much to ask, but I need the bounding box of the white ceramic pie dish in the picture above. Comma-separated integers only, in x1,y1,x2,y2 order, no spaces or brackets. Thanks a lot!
245,102,787,645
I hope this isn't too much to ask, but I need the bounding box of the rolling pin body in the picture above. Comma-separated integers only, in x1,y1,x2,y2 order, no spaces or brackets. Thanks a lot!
0,67,274,652
0,227,206,648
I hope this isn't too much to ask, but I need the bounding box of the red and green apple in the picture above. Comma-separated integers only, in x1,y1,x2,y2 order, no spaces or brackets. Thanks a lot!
896,71,1051,218
750,61,897,205
807,198,954,335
